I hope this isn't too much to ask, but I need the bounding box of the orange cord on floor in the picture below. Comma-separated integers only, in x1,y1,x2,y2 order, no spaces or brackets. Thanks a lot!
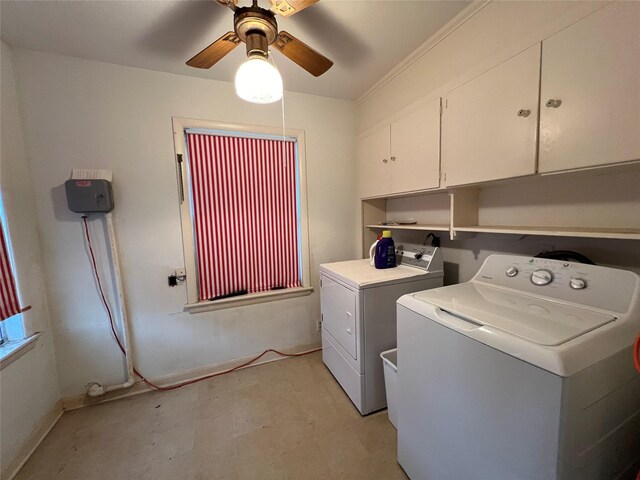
82,216,321,392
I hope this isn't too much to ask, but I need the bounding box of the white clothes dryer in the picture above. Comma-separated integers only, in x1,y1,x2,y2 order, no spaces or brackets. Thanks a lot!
397,254,640,480
320,246,443,415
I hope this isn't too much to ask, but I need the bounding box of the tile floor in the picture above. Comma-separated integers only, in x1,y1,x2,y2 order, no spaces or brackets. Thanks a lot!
16,352,407,480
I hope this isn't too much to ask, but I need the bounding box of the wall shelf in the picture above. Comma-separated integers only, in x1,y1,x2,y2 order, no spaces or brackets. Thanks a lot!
450,170,640,241
366,224,450,232
361,193,452,256
360,168,640,256
454,225,640,240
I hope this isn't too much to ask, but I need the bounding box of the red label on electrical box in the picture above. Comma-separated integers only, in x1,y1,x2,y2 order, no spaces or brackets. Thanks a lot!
75,180,92,187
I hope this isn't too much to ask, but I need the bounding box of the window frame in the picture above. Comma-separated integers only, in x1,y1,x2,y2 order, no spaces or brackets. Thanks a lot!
0,322,7,345
172,117,313,312
0,195,26,340
0,194,40,369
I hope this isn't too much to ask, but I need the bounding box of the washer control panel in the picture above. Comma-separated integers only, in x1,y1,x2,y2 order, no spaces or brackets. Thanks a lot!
478,255,638,313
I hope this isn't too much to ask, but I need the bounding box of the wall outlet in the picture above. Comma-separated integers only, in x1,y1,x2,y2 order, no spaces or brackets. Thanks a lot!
175,268,186,277
316,320,322,332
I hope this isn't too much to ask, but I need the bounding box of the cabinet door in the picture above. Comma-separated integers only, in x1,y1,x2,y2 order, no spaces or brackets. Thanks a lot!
357,125,391,198
442,44,540,187
539,3,640,173
390,98,441,193
320,276,358,360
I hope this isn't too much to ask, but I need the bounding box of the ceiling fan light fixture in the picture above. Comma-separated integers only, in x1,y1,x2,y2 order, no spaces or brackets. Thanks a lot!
235,53,283,104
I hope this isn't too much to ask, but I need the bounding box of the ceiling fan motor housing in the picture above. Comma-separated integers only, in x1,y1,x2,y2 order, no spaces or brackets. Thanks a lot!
234,6,278,57
186,0,332,77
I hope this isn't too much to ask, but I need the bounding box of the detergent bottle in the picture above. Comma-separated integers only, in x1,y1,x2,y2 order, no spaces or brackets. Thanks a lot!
369,233,382,266
374,230,396,269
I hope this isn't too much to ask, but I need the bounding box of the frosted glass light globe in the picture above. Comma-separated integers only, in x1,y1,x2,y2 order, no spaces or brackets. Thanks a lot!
235,56,283,104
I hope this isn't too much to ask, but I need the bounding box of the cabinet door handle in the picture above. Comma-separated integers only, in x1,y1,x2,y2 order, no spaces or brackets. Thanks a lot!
391,156,396,162
517,109,531,117
545,99,562,108
382,158,388,164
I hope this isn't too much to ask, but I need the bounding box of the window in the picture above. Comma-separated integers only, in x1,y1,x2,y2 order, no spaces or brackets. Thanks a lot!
0,196,35,366
0,197,24,338
172,118,312,310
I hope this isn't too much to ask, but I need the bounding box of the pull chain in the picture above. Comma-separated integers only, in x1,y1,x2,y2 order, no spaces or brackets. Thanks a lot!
269,51,288,168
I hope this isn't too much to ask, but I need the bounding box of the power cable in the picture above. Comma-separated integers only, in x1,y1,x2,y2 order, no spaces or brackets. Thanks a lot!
82,215,320,392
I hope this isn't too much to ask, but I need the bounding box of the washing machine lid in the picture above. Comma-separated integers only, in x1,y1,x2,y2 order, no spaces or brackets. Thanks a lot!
413,283,616,346
320,259,443,289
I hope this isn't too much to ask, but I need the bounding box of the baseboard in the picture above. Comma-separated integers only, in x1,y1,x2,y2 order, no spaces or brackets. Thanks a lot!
62,341,321,411
2,400,64,480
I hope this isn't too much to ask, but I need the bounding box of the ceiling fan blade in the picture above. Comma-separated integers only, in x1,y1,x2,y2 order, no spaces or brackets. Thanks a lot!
216,0,238,11
269,0,318,17
273,31,333,77
186,31,240,69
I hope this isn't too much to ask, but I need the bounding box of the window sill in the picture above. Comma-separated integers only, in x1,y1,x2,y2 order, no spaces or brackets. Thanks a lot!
185,286,314,313
0,332,42,370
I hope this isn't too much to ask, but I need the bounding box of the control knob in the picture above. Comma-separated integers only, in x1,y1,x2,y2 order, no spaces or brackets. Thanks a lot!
569,278,587,290
531,269,553,286
505,266,518,277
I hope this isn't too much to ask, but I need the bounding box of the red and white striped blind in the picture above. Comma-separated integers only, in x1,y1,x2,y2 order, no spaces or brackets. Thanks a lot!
186,133,301,301
0,223,22,321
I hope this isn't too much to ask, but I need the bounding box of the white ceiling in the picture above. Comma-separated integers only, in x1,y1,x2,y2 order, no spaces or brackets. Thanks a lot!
0,0,470,100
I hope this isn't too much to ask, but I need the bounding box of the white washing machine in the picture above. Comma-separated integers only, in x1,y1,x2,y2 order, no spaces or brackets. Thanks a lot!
320,246,443,415
397,254,640,480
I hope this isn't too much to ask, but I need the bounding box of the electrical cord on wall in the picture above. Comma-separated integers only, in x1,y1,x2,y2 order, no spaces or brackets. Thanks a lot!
81,216,320,392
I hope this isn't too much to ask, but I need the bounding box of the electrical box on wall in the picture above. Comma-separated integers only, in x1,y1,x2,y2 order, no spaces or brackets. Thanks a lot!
65,179,114,213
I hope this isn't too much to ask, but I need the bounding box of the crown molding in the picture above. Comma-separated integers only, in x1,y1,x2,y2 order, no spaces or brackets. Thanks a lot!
356,0,491,104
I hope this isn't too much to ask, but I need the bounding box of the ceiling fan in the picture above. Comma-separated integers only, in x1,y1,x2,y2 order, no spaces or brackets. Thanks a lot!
186,0,333,77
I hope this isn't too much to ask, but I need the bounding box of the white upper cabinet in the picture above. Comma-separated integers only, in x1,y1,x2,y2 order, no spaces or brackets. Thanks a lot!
390,99,441,194
358,99,441,198
360,2,640,196
442,44,541,187
357,125,391,199
539,3,640,173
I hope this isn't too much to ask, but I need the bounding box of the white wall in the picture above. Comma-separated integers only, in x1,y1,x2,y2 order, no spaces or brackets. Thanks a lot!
11,49,357,397
0,42,61,477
